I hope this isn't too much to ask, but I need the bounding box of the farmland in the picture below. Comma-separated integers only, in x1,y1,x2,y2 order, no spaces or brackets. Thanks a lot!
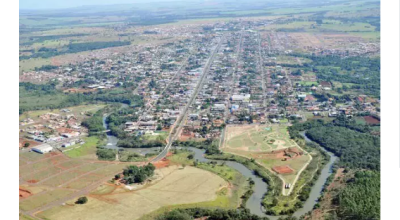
19,151,139,214
36,166,229,220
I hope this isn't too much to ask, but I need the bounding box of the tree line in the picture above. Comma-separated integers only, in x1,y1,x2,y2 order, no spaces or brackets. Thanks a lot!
20,41,131,60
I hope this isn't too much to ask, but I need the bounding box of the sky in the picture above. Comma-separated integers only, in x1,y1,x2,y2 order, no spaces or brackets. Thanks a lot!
19,0,178,10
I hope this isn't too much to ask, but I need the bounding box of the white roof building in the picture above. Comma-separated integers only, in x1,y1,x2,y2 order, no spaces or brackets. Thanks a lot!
32,144,53,154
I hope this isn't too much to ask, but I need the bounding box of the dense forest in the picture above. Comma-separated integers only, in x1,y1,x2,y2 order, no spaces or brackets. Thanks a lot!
306,126,380,170
288,119,380,170
288,119,380,220
337,170,380,220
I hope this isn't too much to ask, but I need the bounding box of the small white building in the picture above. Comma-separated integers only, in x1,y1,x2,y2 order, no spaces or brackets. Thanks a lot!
32,144,53,154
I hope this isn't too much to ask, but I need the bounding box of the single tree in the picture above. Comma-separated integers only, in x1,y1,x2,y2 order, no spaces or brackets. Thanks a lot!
76,196,88,204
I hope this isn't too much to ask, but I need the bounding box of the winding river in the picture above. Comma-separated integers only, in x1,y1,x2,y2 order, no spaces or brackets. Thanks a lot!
102,111,338,218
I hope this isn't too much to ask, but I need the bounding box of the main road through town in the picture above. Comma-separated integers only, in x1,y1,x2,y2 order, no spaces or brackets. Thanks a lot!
151,35,224,162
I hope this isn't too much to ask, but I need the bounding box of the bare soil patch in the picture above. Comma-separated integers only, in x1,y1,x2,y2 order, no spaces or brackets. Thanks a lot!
364,116,380,125
272,165,294,174
19,188,33,199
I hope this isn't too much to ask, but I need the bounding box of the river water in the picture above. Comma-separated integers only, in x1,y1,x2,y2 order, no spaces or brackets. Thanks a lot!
186,132,338,219
102,110,338,218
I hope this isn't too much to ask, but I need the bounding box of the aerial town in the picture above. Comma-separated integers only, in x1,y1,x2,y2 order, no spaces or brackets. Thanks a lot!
19,1,381,220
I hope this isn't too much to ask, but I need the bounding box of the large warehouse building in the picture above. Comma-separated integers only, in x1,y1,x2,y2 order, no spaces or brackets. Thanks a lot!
31,144,53,154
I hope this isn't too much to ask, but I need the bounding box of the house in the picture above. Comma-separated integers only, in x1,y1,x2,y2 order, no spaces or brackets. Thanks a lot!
320,81,332,90
62,141,76,148
297,94,307,99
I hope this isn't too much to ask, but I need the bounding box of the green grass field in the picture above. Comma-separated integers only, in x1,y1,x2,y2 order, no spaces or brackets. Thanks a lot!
64,136,105,158
225,125,294,152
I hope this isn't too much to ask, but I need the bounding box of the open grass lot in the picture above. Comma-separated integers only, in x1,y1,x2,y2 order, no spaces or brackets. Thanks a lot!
19,88,69,111
223,124,312,190
224,124,295,152
63,136,104,159
20,189,73,211
19,104,106,121
258,153,311,186
274,55,312,65
298,81,318,86
37,166,229,220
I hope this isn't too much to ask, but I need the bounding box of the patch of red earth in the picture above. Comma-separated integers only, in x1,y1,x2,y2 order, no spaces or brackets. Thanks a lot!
310,209,323,220
151,152,174,169
19,188,32,199
27,180,38,183
56,127,75,134
63,88,97,93
19,138,40,149
364,116,380,125
327,168,345,191
272,165,294,174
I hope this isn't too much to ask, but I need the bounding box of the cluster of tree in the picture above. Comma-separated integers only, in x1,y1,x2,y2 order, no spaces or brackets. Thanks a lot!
19,84,143,114
106,109,139,138
118,150,155,162
20,41,131,60
336,170,380,220
240,178,255,208
331,115,372,133
20,33,88,46
81,110,104,135
64,91,143,107
122,163,155,184
156,208,270,220
19,81,58,94
174,139,221,155
270,53,380,97
96,147,116,161
117,136,164,148
34,65,58,71
307,55,380,97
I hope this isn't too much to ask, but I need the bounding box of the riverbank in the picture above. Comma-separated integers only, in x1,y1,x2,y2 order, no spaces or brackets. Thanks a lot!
100,110,339,218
